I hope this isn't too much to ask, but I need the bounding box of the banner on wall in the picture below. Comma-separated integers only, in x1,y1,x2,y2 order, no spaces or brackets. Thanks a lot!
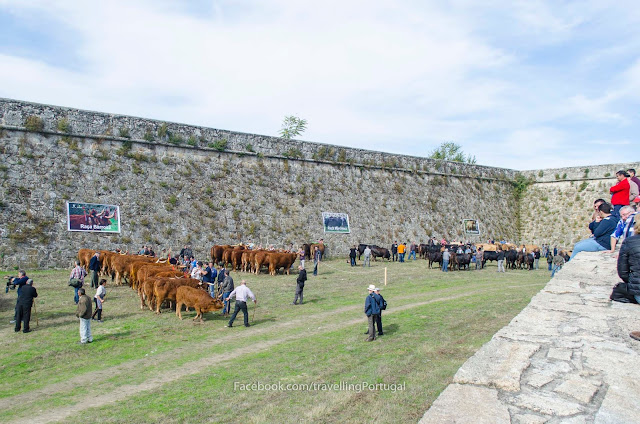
67,201,121,233
463,219,480,235
322,212,350,233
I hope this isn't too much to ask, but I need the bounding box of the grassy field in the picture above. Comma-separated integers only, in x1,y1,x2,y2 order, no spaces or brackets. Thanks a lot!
0,258,549,424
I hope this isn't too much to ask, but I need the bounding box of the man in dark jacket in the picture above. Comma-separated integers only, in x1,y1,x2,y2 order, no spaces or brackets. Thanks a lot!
76,288,93,344
349,245,357,266
571,203,618,260
617,222,640,304
221,270,234,316
15,279,37,333
10,270,29,324
293,265,307,305
364,284,381,341
88,252,101,288
391,241,398,262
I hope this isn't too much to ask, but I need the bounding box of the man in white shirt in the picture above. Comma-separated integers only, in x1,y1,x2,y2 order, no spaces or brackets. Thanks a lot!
226,280,256,328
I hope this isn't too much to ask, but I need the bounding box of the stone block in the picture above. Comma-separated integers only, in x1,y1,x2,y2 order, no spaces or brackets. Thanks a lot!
553,377,600,403
419,384,510,424
453,338,539,391
508,391,584,416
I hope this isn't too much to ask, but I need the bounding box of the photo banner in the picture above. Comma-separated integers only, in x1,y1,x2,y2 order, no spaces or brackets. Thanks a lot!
463,219,480,235
67,201,121,233
322,212,350,234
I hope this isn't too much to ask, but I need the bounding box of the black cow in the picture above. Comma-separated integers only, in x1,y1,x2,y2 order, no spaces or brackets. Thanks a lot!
505,249,518,269
427,250,442,268
524,253,534,270
418,244,429,259
371,246,391,261
456,253,471,271
357,244,368,260
482,251,499,268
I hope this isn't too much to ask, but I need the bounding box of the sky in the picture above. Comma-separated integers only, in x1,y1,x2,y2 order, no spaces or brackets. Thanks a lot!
0,0,638,170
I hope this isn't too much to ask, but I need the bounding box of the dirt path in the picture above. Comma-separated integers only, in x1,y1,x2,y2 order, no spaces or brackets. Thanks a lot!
7,282,542,424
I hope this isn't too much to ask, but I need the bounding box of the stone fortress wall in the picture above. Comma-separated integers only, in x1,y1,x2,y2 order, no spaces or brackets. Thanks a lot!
0,97,637,268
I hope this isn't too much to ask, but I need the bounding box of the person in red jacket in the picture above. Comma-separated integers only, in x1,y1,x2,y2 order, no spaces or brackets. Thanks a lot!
610,170,630,219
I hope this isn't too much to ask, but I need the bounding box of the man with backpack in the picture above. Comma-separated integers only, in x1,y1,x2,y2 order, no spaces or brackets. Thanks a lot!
364,284,381,341
374,287,386,336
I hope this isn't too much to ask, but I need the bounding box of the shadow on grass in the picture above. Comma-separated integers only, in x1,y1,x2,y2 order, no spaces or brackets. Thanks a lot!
381,323,398,335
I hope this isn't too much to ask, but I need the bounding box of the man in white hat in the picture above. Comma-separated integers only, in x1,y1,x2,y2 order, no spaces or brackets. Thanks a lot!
364,284,381,341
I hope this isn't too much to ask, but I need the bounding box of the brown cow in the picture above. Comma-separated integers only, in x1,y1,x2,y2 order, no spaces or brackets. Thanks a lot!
128,258,164,290
241,250,260,273
154,277,204,314
253,251,271,274
265,252,297,276
231,249,245,271
139,272,184,310
211,245,232,265
176,286,224,322
77,249,94,270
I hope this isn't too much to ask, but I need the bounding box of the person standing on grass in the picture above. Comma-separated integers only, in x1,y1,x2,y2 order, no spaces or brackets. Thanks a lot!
349,245,357,266
476,247,484,270
70,260,87,304
217,264,226,297
313,246,320,276
88,252,101,288
374,287,386,336
363,246,372,267
221,270,234,316
391,241,398,262
496,247,505,272
92,279,106,322
293,265,306,305
442,249,450,272
15,279,37,333
547,251,553,271
551,251,565,277
76,288,93,344
10,270,29,324
226,280,256,328
364,284,381,341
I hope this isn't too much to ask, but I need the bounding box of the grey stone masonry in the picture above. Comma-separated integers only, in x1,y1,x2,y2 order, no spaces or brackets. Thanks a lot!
419,251,640,424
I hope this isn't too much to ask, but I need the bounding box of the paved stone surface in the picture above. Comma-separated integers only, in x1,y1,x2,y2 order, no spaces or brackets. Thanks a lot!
418,384,510,424
419,252,640,423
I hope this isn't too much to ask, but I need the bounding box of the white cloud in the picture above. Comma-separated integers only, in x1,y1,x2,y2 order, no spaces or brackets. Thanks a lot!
0,0,639,169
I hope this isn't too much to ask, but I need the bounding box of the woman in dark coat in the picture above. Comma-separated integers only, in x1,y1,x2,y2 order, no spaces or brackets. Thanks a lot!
620,220,640,341
617,220,640,304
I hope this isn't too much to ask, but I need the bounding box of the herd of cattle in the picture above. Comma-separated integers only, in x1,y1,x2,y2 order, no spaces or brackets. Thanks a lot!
356,243,543,271
76,241,542,319
76,243,326,321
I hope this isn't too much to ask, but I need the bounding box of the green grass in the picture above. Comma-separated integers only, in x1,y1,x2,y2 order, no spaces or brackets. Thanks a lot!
0,259,549,423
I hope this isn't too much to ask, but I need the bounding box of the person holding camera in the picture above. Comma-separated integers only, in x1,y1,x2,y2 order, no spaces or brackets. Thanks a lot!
9,270,29,324
69,261,87,304
15,279,37,333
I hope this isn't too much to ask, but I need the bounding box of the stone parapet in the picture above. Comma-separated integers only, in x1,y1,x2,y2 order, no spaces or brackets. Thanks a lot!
419,251,640,423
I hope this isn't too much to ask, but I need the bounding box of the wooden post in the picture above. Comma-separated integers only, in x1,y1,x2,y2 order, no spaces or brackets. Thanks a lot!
384,267,387,286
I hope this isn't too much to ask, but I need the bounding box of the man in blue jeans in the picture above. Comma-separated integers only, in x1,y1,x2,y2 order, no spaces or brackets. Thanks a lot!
570,203,618,260
442,250,450,272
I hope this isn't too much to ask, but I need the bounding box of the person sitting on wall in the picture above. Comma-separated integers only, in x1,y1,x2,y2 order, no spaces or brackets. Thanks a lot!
570,202,618,260
589,199,607,234
611,219,640,304
608,206,637,253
